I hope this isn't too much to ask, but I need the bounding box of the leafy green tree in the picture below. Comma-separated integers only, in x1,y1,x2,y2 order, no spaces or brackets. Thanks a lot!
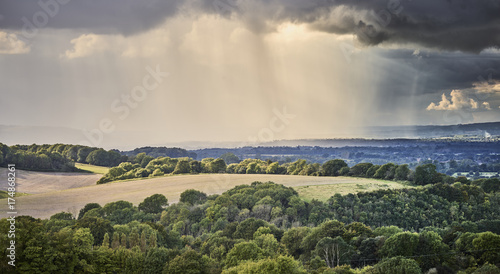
189,160,203,173
355,237,383,267
173,160,191,174
366,165,380,178
339,166,350,176
139,194,169,214
322,159,348,176
373,226,403,238
349,163,373,177
254,233,280,257
415,164,438,185
180,189,207,205
129,228,140,248
473,263,500,274
233,218,269,240
118,162,135,171
50,212,74,221
135,168,150,177
373,256,422,274
225,241,264,267
139,155,154,168
133,152,147,164
314,236,354,268
281,227,310,259
395,164,410,180
223,255,306,274
86,149,109,166
221,152,240,164
480,178,500,193
226,163,238,173
344,222,373,239
125,247,145,272
473,232,500,264
102,232,110,248
201,231,234,261
103,200,137,224
77,147,94,163
140,231,147,252
301,220,346,256
92,245,116,273
108,166,126,178
149,232,157,249
152,168,164,176
121,233,128,248
374,163,397,180
246,162,262,174
76,217,114,245
266,162,282,174
163,249,211,274
380,232,419,257
72,228,95,272
415,231,450,270
111,232,120,249
143,247,179,274
211,158,227,173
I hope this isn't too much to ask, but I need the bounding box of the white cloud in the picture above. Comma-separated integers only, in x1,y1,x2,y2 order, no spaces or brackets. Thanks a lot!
426,90,490,111
63,34,112,59
63,28,172,59
0,31,30,54
473,79,500,94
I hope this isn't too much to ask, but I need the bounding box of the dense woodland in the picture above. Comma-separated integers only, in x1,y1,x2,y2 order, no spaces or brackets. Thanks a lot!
1,143,500,273
0,143,121,171
2,142,499,178
95,152,498,188
1,179,500,273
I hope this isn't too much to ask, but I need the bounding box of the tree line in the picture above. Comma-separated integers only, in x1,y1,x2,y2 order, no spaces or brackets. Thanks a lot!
0,143,128,171
96,153,458,187
1,179,499,273
0,143,197,172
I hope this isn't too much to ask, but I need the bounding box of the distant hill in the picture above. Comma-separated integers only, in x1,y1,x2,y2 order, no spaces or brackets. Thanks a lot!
1,121,498,150
120,146,197,159
364,121,500,139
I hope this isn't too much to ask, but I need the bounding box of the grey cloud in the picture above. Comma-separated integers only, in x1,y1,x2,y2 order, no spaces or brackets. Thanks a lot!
0,0,499,52
375,49,500,94
199,0,500,52
0,0,183,35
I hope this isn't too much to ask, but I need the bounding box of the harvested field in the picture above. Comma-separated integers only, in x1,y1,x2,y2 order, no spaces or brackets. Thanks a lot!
0,173,409,219
0,167,102,195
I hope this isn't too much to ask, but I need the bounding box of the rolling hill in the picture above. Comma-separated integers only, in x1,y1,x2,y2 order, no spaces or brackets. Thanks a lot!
0,173,405,219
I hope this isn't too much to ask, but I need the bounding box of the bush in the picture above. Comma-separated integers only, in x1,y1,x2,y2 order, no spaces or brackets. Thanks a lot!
152,168,164,177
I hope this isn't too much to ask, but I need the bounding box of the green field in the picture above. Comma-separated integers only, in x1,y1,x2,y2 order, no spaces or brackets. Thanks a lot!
75,163,110,174
452,172,499,179
0,190,29,199
0,190,11,199
296,179,413,202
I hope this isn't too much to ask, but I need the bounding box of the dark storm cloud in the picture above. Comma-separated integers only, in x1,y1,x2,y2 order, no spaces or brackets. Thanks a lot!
0,0,184,35
377,50,500,94
0,0,499,52
196,0,500,52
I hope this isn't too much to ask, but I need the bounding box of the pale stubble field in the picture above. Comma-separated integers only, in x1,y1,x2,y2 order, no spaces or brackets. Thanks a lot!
1,168,409,219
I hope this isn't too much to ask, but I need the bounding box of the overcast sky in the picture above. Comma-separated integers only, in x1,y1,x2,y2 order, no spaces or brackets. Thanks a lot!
0,0,499,148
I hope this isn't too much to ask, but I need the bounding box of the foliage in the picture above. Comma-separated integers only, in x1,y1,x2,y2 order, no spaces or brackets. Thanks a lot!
139,194,169,214
1,178,499,273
